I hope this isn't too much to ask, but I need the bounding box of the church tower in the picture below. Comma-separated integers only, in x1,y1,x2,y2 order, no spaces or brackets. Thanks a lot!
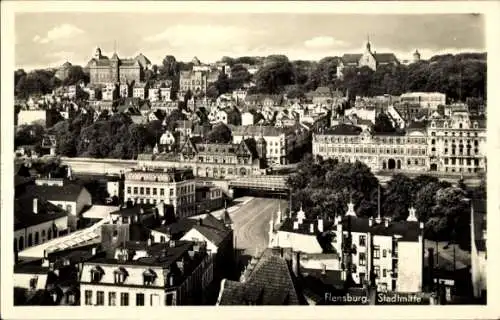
412,49,421,63
94,47,102,60
365,35,372,54
256,134,267,167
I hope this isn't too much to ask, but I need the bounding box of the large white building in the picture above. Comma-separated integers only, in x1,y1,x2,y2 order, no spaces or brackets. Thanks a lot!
313,123,428,172
124,167,196,219
79,240,213,306
268,202,424,293
427,108,487,173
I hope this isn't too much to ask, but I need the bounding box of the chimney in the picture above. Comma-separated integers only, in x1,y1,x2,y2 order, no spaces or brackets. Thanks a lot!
147,238,152,246
384,218,389,228
318,218,324,233
309,223,314,234
293,221,299,230
368,217,373,227
292,251,301,277
198,219,203,225
91,247,97,256
169,240,176,248
321,263,326,275
33,198,38,214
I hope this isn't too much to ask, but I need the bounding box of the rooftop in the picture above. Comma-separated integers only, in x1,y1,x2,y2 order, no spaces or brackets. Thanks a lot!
25,183,87,202
15,195,68,230
218,249,301,305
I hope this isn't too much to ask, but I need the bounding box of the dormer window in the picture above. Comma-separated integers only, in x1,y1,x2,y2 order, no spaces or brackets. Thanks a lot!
91,266,104,283
143,269,157,286
473,122,478,129
114,267,128,284
431,121,435,128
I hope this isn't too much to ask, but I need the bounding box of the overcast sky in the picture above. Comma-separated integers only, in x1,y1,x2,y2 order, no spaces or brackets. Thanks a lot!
15,13,485,71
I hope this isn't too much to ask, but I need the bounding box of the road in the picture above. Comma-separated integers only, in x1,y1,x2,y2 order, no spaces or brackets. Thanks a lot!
228,197,288,256
424,240,470,270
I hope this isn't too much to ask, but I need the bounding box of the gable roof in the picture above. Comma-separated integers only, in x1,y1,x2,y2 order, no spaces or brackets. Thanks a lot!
25,183,87,203
341,54,362,64
374,53,399,64
189,214,231,246
218,251,300,305
15,196,68,230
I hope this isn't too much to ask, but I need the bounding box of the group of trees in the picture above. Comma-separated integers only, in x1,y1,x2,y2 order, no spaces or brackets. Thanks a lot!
15,66,90,98
246,52,485,102
287,154,486,249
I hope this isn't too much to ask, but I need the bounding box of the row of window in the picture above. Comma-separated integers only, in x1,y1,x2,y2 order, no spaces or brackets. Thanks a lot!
443,158,481,166
316,146,426,156
15,227,57,252
432,139,480,146
84,291,175,306
197,156,250,165
430,122,480,129
316,136,426,145
430,130,480,137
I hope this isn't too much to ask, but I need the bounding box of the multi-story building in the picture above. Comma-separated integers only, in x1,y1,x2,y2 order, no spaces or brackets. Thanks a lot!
138,137,266,179
313,123,428,172
79,239,214,306
427,108,487,173
14,196,69,252
133,83,149,99
179,70,208,96
231,124,311,166
269,201,424,293
87,48,151,85
400,92,446,110
102,83,118,101
119,83,130,98
124,167,196,219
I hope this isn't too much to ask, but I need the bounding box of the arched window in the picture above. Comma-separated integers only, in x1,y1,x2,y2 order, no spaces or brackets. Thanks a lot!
28,234,33,247
48,229,52,240
34,232,40,245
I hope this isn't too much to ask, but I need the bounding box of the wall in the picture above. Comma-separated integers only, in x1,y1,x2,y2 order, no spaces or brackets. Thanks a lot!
275,231,323,254
397,240,423,292
80,283,165,306
372,234,394,290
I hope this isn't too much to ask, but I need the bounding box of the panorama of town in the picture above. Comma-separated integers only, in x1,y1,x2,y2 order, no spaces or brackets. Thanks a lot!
13,36,486,307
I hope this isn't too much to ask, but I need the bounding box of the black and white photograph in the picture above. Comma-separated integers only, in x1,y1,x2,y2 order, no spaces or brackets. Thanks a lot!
1,1,498,319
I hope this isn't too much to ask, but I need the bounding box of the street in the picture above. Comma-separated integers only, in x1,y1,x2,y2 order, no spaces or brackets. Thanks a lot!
228,197,288,256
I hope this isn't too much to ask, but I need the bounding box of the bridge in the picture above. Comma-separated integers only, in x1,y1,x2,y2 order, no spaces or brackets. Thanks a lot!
228,175,290,197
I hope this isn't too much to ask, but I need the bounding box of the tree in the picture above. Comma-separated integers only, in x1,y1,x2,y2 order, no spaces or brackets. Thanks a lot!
414,182,440,222
205,123,232,143
254,57,295,94
373,112,396,133
63,66,89,86
159,55,178,80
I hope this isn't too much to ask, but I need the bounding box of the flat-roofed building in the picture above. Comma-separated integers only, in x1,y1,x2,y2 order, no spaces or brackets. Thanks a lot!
124,167,196,219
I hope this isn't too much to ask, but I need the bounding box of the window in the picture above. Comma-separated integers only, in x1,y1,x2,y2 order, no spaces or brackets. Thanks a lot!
374,246,380,259
165,292,175,306
127,187,131,194
146,188,150,195
120,293,129,306
359,252,366,266
85,290,93,305
374,266,380,278
143,269,156,286
114,268,127,284
170,189,174,196
160,188,164,196
108,292,116,306
359,235,366,247
96,291,104,306
151,294,160,306
382,269,387,278
140,187,144,195
153,188,157,195
29,276,38,290
91,267,104,282
133,187,138,194
136,293,145,306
